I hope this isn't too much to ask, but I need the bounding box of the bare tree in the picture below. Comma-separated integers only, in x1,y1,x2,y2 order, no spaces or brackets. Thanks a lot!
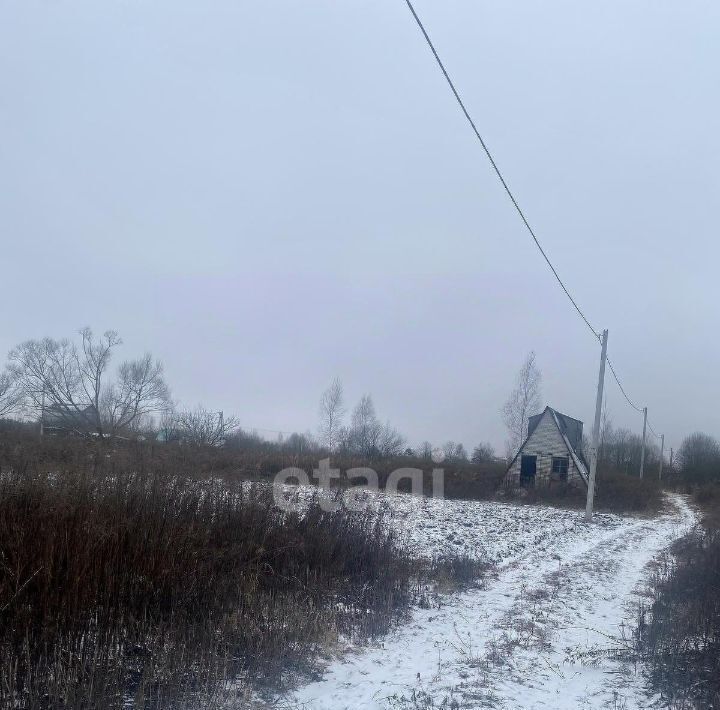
9,336,92,433
595,425,660,475
9,328,170,436
471,442,495,464
283,431,317,454
0,370,21,418
102,354,170,433
454,443,468,461
176,407,239,447
440,441,468,462
346,394,382,456
376,422,405,457
318,378,346,452
418,441,433,460
502,351,542,458
442,441,457,460
678,432,720,484
158,407,183,442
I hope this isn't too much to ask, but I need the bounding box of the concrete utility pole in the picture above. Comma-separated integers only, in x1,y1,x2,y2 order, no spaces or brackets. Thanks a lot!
639,407,648,479
659,434,665,480
585,329,608,522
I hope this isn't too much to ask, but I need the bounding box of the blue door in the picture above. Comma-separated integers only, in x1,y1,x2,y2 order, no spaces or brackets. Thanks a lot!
520,455,537,486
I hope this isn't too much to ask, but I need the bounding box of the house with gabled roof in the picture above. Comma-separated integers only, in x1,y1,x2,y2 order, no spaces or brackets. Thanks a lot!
504,406,589,488
41,404,98,436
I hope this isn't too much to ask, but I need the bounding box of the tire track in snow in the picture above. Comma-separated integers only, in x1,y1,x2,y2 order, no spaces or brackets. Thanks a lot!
275,494,695,710
445,493,697,709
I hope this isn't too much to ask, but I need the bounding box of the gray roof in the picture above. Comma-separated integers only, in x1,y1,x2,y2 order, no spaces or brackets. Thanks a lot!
507,405,589,487
528,406,584,453
42,404,97,431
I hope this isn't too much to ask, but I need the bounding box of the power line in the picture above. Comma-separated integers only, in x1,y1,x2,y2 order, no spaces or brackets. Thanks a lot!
403,0,664,440
607,356,662,437
605,356,644,413
402,0,600,341
647,419,662,439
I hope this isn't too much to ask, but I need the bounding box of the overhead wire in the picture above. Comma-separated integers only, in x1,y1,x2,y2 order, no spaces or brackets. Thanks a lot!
647,420,662,439
402,0,663,436
402,0,600,341
605,357,644,413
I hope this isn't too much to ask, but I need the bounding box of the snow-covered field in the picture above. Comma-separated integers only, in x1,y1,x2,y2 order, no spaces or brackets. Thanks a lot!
274,492,696,710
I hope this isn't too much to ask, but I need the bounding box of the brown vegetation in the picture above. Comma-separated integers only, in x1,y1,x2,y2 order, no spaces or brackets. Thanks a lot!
0,430,486,709
511,467,663,514
635,486,720,708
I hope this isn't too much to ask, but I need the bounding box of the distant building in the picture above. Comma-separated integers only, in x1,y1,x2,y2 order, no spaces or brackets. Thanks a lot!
42,404,98,436
505,406,588,488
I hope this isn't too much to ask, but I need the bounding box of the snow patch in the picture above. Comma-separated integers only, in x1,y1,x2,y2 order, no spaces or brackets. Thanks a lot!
277,492,696,710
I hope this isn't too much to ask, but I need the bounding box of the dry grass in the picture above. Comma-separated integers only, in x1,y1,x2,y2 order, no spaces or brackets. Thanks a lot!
505,467,663,514
0,432,490,709
0,440,398,707
635,486,720,708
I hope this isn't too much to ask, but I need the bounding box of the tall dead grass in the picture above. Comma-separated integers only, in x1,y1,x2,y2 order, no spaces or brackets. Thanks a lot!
507,467,663,514
635,486,720,708
0,437,418,708
0,431,491,708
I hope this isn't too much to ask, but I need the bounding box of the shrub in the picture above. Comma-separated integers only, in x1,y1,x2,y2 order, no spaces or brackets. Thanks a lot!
636,506,720,708
595,467,663,513
0,432,491,708
504,468,661,514
0,459,413,707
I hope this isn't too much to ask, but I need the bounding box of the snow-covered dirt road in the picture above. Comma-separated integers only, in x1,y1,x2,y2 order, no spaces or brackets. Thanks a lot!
279,493,696,710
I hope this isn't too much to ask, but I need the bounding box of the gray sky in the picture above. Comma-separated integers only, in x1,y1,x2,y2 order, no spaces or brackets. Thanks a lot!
1,0,718,454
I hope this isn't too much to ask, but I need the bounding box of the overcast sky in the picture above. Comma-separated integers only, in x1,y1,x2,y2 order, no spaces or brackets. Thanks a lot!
1,0,718,454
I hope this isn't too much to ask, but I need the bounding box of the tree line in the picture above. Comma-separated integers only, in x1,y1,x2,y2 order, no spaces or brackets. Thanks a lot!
0,327,240,446
0,328,169,437
317,377,496,463
5,328,710,483
0,327,496,459
672,431,720,486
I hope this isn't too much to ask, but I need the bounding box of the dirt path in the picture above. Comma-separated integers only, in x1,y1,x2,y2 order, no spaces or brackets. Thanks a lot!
279,494,696,710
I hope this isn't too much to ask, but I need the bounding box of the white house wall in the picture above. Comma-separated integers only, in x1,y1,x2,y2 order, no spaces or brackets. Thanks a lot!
505,410,585,487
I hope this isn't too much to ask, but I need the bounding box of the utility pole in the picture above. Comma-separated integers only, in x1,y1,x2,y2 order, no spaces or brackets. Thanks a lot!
670,447,674,470
639,407,648,479
39,388,45,437
585,329,608,522
659,434,664,480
